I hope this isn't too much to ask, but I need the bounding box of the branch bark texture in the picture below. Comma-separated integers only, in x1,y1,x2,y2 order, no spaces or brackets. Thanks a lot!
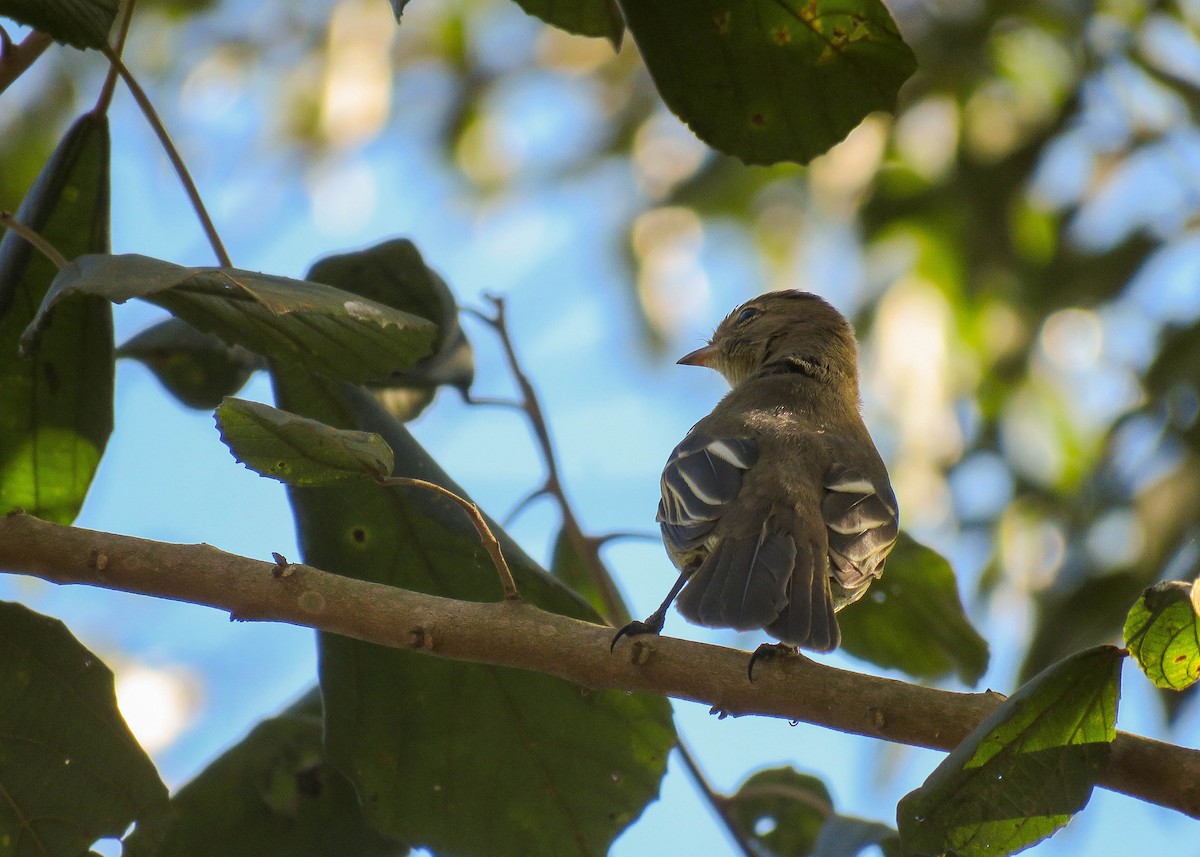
2,512,1197,819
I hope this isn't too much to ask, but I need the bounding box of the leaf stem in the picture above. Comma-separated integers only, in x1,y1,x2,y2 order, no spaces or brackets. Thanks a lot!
0,211,69,269
675,744,757,857
99,45,232,267
94,0,138,115
378,475,518,601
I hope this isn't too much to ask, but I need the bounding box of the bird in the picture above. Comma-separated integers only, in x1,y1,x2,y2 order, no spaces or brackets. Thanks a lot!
611,290,898,666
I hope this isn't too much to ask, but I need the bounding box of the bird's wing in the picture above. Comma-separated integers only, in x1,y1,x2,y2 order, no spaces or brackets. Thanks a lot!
821,462,899,591
657,431,758,556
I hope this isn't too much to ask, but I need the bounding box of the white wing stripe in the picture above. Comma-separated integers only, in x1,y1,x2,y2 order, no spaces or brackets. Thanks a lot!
707,440,752,468
827,476,875,494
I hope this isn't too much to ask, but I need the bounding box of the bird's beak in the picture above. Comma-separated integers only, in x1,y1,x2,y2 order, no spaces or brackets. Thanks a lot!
677,343,718,368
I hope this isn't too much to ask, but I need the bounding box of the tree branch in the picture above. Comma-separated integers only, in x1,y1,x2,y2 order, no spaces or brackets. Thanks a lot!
2,511,1198,820
0,30,53,95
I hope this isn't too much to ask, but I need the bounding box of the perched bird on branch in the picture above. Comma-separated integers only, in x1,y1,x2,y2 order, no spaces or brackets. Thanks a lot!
613,290,898,666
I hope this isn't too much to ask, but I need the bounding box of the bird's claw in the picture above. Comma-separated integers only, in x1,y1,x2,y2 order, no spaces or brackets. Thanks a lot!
747,643,799,681
610,619,663,652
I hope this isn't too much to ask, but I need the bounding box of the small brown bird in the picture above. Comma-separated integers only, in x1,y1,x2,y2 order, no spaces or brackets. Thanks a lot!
613,290,898,658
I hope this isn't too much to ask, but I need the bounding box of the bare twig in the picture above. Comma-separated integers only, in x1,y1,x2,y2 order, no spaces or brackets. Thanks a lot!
94,0,138,115
1,512,1198,819
464,296,629,624
675,745,756,857
99,45,232,267
0,211,69,269
378,475,518,600
0,30,53,95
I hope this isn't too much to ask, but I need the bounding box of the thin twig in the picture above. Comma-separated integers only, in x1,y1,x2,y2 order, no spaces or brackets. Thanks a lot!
378,475,518,601
675,744,757,857
94,0,138,115
0,211,69,269
99,45,232,267
465,295,629,624
0,30,53,96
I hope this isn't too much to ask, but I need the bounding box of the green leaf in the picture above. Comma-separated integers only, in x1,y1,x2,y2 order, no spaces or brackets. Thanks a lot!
0,0,117,49
306,239,474,421
550,527,612,619
215,397,394,486
617,0,916,165
0,601,170,855
21,253,437,385
116,318,261,409
724,767,899,857
273,371,676,857
123,690,406,857
897,645,1123,857
510,0,625,48
1123,580,1200,691
837,533,989,685
0,113,113,524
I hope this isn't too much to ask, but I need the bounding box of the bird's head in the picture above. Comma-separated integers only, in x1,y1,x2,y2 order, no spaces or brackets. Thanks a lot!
678,290,860,388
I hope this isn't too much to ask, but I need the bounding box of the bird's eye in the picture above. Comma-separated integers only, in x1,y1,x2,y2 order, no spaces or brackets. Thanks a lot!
735,307,761,325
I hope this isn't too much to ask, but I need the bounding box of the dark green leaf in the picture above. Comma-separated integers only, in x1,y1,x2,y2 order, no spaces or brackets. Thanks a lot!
897,646,1123,857
123,690,406,857
550,527,612,619
306,239,474,421
510,0,624,48
1123,580,1200,691
215,397,394,486
814,815,900,857
617,0,916,165
0,113,112,524
21,253,437,385
838,533,989,685
116,318,261,409
0,602,170,855
273,371,675,857
726,767,830,856
0,0,117,49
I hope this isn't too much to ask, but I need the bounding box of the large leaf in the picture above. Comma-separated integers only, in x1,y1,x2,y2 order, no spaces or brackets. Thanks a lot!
0,602,170,855
724,767,899,857
123,690,405,857
116,317,261,410
272,372,676,857
215,397,394,486
306,239,474,421
0,113,112,524
1123,580,1200,691
837,533,989,685
0,0,117,49
21,253,437,385
617,0,916,165
897,646,1123,857
510,0,625,48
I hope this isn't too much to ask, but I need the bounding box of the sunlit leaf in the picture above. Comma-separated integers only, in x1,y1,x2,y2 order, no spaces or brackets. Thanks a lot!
123,690,406,857
838,533,989,685
897,646,1123,857
0,113,112,523
0,602,170,855
0,0,117,49
273,372,676,857
1123,580,1200,691
215,397,394,486
618,0,916,164
117,317,261,409
21,253,437,385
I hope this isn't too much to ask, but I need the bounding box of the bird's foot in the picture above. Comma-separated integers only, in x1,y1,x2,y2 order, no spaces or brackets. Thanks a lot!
747,643,799,681
610,617,664,652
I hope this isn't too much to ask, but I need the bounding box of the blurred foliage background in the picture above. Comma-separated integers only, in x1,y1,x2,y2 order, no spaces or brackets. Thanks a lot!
5,0,1200,849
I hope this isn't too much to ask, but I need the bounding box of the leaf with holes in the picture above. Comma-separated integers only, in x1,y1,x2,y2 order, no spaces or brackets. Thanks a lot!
897,646,1122,857
215,397,394,486
1124,580,1200,691
838,533,989,685
617,0,916,165
273,370,676,857
122,690,405,857
21,253,437,385
0,602,170,855
0,113,113,524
